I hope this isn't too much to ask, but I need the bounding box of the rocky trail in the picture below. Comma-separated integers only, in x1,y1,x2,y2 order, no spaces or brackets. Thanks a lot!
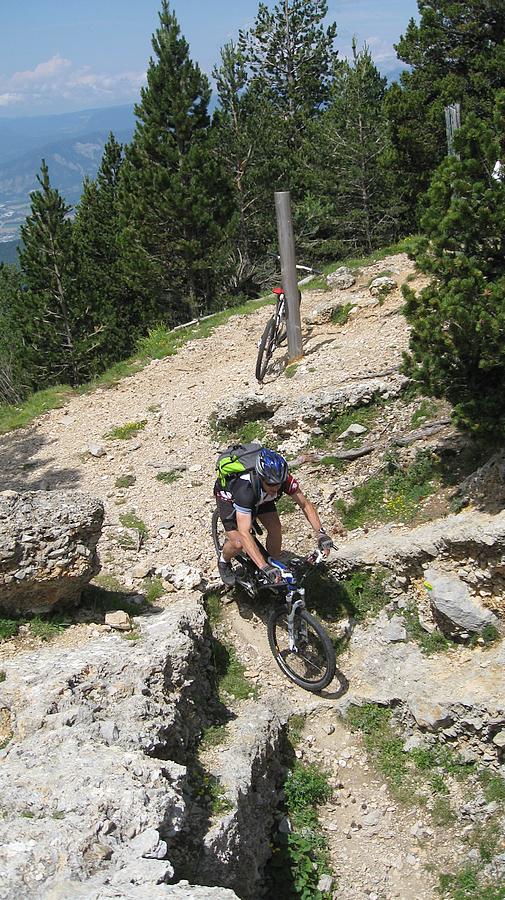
0,253,504,899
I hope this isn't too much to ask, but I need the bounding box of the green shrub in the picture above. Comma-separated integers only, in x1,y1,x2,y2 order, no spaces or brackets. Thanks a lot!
284,763,332,823
268,762,333,900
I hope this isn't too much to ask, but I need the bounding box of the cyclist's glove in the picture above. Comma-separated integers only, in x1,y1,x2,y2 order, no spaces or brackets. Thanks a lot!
317,530,334,554
261,564,281,584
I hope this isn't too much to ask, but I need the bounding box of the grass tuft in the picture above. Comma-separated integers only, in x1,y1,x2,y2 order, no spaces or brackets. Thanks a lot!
30,616,69,641
0,619,19,641
401,602,450,654
479,770,505,803
0,385,72,436
104,420,147,440
115,474,136,489
347,703,475,811
118,511,148,548
200,724,228,751
141,577,164,604
410,398,442,429
205,592,222,626
331,302,354,326
213,640,258,701
156,470,182,485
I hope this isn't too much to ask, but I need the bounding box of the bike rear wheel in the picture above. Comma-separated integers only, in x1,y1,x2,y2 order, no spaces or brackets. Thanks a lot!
267,607,336,692
255,316,277,382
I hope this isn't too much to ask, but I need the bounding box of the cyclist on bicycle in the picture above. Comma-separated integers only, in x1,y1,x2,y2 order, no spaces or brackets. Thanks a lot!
214,447,334,586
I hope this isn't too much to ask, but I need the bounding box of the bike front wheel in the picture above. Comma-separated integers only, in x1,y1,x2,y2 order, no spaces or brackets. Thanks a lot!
211,508,226,556
267,607,336,692
255,316,277,382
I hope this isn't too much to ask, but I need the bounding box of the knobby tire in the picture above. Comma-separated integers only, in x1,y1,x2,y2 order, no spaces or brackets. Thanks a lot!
255,316,277,382
267,606,336,692
211,508,224,556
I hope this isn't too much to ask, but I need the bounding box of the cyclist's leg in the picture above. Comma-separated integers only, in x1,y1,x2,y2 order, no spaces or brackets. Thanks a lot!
215,495,243,561
222,527,244,561
257,508,282,558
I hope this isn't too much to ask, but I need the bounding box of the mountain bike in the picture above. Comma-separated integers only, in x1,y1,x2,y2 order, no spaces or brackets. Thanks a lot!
211,510,336,693
255,264,322,383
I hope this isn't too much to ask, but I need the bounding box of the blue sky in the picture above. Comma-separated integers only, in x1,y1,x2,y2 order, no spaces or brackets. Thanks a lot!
0,0,419,118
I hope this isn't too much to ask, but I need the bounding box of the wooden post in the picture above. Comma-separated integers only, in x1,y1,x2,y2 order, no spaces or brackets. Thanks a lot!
274,191,303,362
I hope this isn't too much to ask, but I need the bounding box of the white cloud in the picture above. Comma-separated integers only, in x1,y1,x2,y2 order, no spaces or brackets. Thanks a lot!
0,55,146,114
12,54,72,84
0,92,22,107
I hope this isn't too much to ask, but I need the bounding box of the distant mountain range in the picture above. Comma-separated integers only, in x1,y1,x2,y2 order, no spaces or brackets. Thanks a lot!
0,105,136,244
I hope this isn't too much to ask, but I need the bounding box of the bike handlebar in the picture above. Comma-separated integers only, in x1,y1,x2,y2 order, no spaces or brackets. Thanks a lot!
258,549,327,587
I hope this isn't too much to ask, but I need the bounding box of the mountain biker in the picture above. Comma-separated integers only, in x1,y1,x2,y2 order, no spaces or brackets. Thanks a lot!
214,447,334,586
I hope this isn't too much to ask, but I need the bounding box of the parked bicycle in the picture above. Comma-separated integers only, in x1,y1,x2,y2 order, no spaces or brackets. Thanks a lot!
211,510,336,693
255,264,322,383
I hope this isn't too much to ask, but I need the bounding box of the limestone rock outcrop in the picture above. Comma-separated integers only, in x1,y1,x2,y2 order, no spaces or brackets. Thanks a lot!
0,490,104,615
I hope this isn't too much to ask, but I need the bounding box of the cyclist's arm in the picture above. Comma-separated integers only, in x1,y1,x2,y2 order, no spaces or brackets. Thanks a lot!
235,510,269,570
291,489,324,536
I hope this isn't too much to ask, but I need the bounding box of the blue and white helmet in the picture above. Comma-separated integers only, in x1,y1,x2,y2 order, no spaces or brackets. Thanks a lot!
255,448,288,485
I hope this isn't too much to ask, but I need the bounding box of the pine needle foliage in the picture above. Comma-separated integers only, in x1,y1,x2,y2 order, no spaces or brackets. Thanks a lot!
403,91,505,438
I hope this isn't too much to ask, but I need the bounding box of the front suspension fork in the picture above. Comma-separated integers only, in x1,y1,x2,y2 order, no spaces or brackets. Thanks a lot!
286,592,307,651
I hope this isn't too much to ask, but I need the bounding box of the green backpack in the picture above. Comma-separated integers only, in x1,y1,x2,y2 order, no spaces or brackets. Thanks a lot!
216,441,263,488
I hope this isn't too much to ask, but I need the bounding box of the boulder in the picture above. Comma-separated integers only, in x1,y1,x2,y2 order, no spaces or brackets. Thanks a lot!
304,299,353,326
0,490,104,615
369,276,397,297
269,375,407,436
424,568,499,636
213,395,280,431
327,267,356,290
337,423,368,441
169,564,204,591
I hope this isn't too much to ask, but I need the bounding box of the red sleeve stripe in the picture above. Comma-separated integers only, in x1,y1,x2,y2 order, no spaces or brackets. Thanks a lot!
285,474,299,495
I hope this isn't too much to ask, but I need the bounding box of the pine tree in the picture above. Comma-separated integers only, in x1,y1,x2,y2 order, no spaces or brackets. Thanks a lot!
217,0,339,271
386,0,505,224
18,160,79,385
316,42,398,256
239,0,337,129
403,90,505,437
73,133,132,374
118,1,233,324
213,41,282,291
0,264,31,402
